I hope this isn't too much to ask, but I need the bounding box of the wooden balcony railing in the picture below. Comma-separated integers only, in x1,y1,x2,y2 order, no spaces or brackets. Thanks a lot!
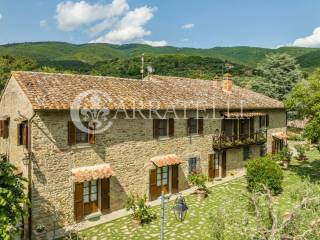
212,129,267,150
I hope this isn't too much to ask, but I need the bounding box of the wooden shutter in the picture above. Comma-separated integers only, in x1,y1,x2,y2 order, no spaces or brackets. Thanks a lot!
88,123,96,144
171,165,179,194
153,119,160,139
208,154,214,180
0,121,4,138
3,120,9,139
101,178,110,212
198,118,204,135
22,124,29,149
149,169,158,201
68,121,76,145
266,114,269,127
169,118,174,137
74,183,84,221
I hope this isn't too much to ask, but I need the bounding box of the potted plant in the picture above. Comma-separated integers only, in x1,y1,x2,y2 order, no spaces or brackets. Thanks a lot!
188,170,208,200
278,147,292,169
33,224,46,239
125,194,156,225
295,144,308,162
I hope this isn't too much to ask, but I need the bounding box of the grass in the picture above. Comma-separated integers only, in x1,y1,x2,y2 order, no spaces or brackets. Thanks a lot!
80,149,320,240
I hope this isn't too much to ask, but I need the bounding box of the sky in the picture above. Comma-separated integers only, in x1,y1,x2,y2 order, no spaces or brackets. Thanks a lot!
1,0,320,48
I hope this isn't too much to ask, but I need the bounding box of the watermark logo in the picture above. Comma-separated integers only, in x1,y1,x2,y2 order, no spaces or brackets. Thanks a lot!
70,90,113,134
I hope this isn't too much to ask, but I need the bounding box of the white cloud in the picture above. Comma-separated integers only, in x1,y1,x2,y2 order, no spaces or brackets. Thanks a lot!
0,14,2,21
181,23,194,30
56,0,164,45
56,0,129,31
288,27,320,48
40,20,48,28
90,6,156,44
143,40,168,47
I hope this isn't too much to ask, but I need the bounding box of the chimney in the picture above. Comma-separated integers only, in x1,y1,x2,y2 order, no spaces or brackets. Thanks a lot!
212,75,221,88
222,73,233,92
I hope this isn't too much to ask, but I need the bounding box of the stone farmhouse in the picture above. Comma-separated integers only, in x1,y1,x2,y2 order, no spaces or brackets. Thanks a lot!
0,71,286,238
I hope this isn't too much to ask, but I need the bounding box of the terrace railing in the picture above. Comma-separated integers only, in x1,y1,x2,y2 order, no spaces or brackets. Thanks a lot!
212,129,267,150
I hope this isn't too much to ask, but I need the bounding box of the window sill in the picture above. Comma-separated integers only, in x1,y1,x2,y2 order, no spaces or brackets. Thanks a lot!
71,143,92,150
157,136,171,141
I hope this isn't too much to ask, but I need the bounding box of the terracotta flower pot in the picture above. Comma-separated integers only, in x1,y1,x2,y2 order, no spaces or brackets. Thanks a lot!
132,218,141,226
196,189,206,201
283,160,289,169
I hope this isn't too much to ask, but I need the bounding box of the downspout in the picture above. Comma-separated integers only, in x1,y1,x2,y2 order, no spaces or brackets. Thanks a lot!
27,112,36,240
19,111,36,240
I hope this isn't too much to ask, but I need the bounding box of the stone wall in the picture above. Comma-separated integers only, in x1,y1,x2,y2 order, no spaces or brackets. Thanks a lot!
27,109,286,233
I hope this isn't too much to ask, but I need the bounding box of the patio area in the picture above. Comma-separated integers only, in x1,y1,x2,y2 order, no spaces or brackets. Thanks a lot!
78,150,320,240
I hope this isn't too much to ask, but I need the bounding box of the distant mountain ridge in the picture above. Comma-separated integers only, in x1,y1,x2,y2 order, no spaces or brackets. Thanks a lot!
0,42,319,70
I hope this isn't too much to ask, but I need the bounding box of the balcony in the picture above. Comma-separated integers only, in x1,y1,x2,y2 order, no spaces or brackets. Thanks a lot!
212,129,267,150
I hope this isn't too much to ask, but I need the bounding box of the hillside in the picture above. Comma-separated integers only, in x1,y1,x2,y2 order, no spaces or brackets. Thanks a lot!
0,42,319,69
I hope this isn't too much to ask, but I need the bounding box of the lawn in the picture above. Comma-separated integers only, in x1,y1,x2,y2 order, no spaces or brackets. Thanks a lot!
80,149,320,240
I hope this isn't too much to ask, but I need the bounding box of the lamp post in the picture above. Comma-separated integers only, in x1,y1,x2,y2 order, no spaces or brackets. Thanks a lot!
160,192,188,240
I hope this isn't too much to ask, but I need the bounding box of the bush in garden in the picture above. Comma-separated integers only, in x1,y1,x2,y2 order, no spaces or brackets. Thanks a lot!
246,155,284,195
125,194,156,224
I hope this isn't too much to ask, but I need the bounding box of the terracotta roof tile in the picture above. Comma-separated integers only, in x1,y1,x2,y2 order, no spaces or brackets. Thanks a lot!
150,154,182,167
71,164,114,183
11,71,284,110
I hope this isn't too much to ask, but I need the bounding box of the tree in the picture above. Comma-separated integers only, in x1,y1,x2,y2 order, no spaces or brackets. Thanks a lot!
0,55,37,90
0,155,29,240
285,69,320,143
251,53,303,100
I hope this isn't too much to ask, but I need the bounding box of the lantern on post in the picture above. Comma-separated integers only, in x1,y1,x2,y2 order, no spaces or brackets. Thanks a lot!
172,194,188,222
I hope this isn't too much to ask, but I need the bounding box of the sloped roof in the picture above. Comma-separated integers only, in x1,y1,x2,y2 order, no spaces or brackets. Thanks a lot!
11,71,284,110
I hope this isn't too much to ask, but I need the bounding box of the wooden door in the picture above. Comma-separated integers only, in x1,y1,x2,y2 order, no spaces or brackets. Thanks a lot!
222,151,227,178
171,165,179,193
74,183,84,221
149,169,158,201
214,153,220,178
208,154,215,180
272,140,276,154
101,178,110,213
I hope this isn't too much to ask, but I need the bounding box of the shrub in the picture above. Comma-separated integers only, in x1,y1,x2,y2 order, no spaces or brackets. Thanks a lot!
246,155,284,195
125,194,156,224
188,171,207,191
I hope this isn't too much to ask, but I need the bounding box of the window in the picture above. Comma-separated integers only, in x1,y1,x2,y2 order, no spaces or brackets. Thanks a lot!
188,157,197,174
158,119,168,137
68,121,95,145
17,122,28,147
187,118,204,135
76,122,89,144
153,119,174,138
0,119,9,139
83,180,98,216
259,115,269,128
156,167,168,187
243,146,250,161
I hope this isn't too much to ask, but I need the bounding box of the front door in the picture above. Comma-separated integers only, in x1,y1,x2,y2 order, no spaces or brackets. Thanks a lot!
222,151,227,178
150,166,175,201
